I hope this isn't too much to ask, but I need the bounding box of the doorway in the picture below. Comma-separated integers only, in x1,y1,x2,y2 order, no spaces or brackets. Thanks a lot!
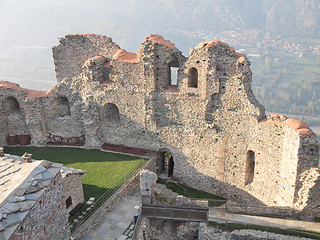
159,151,174,178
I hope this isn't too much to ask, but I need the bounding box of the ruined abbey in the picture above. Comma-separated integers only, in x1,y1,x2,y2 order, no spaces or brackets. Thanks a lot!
0,34,319,218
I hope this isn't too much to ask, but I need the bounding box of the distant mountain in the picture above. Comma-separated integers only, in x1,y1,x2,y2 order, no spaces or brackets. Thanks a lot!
189,0,320,38
131,0,320,38
264,0,320,37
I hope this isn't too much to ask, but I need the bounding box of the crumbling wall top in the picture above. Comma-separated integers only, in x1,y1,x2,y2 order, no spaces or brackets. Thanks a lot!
260,114,314,136
197,40,246,59
53,34,121,81
145,34,176,49
0,81,54,98
113,49,139,63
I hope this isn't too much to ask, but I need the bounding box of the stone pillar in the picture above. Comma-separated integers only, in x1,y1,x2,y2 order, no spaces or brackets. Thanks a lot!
140,169,157,204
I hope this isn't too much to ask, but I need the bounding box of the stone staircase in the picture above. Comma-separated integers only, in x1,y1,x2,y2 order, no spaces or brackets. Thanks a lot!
153,183,180,199
152,183,208,209
152,183,181,206
142,182,209,222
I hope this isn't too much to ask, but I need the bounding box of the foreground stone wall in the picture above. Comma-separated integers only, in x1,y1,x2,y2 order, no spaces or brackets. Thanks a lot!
0,34,319,218
63,174,85,213
9,173,69,240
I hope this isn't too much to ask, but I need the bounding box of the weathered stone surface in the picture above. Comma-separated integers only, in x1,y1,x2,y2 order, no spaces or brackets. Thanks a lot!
16,201,35,211
15,196,25,202
8,173,70,240
145,219,199,240
0,222,4,231
1,214,20,228
0,203,20,215
63,173,85,213
40,160,52,169
140,170,157,196
198,223,313,240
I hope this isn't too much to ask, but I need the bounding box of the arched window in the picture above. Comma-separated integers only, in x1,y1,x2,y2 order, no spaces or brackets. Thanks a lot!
53,97,71,118
188,67,198,88
5,97,20,114
104,103,120,124
245,150,255,185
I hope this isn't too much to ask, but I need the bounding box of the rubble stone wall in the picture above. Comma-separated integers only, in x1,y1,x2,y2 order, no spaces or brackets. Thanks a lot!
63,174,85,214
0,34,319,218
9,173,69,240
52,34,121,81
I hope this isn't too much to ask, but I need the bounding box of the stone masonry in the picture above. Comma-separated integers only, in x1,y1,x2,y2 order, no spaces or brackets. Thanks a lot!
0,154,70,240
0,34,319,218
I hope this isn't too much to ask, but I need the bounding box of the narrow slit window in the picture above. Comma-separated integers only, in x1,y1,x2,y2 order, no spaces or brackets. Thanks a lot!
245,150,255,185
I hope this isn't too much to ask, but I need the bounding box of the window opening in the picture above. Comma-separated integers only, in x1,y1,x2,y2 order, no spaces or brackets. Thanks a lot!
5,97,20,114
53,97,71,117
245,150,255,185
104,103,120,124
66,196,72,208
169,67,178,85
188,67,198,88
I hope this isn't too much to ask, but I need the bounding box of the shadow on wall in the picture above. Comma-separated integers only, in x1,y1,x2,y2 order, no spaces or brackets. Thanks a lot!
301,169,320,217
96,110,267,207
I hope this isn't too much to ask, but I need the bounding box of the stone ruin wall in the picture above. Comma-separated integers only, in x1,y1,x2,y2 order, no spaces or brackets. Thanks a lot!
0,34,319,218
9,173,69,240
62,174,85,214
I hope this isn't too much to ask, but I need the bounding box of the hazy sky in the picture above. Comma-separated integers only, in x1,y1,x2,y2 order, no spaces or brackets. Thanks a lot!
0,0,183,90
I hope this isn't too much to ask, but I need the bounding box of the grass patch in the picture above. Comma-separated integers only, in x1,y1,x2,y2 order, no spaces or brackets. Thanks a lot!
208,221,320,239
157,178,226,206
4,146,146,201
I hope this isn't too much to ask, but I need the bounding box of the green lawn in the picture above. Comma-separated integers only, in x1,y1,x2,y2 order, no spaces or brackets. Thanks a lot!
4,146,146,201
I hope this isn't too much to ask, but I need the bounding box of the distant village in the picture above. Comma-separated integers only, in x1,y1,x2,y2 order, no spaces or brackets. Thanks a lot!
169,28,320,57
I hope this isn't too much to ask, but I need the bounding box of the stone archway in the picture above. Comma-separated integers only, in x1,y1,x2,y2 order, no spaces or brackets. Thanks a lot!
159,151,174,178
